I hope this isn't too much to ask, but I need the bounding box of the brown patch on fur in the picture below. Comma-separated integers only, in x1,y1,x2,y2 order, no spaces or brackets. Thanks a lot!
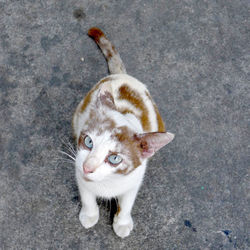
88,27,117,61
104,44,117,60
116,204,121,216
118,108,135,115
78,133,84,146
116,168,129,175
109,119,116,130
106,50,113,60
115,127,130,143
80,89,93,113
97,117,116,135
118,84,151,131
134,134,147,155
145,91,165,132
88,27,105,43
79,77,114,113
154,106,166,132
114,126,141,174
140,140,149,151
99,76,113,84
84,109,116,135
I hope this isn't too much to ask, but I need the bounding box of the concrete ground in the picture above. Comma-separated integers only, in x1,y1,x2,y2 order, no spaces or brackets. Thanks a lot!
0,0,249,249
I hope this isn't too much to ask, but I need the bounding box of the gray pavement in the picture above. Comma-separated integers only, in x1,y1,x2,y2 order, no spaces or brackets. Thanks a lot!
0,0,249,249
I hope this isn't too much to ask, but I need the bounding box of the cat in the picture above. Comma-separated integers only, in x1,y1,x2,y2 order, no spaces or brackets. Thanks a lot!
72,27,175,238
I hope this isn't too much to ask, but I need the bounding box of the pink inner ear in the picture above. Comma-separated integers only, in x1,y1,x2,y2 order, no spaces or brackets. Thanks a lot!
141,148,154,158
137,132,175,158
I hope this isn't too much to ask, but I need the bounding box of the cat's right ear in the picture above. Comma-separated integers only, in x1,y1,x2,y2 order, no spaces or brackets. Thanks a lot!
134,132,175,158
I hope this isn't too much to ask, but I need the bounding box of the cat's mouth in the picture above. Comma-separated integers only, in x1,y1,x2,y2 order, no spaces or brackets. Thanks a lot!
83,175,93,182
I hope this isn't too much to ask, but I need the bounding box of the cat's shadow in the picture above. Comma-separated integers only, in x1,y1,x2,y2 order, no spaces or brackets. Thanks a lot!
98,198,118,224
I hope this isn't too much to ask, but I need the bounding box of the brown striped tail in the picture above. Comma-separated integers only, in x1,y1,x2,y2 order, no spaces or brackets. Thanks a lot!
88,27,127,74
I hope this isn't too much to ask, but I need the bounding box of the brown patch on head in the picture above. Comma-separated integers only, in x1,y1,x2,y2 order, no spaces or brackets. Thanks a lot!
80,89,93,113
97,117,116,135
145,91,166,132
118,84,151,131
84,109,116,135
78,133,84,147
118,108,135,115
114,126,141,174
79,77,114,113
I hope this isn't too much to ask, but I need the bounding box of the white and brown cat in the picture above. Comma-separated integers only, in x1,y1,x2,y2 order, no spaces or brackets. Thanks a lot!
73,27,174,238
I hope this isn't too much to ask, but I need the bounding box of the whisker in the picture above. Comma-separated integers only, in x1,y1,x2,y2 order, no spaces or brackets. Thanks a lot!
58,150,76,162
67,141,76,156
64,142,76,157
53,156,75,164
59,159,75,164
66,147,76,158
60,138,76,156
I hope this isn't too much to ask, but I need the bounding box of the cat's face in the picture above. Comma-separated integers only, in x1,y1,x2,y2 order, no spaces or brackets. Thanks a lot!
75,125,174,182
75,127,139,182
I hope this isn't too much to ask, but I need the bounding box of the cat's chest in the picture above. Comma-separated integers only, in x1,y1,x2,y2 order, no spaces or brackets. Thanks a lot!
79,163,147,198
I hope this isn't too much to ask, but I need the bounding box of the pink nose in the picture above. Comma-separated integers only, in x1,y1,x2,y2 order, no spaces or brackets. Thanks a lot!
83,165,94,174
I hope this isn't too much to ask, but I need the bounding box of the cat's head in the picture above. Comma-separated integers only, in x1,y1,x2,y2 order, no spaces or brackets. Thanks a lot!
75,89,174,182
75,122,174,182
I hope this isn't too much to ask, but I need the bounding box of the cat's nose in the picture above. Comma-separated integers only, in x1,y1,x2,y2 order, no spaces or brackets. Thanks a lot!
83,165,94,174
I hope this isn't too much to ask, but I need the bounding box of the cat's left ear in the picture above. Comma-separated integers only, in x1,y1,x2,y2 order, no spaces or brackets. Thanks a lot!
97,83,115,109
134,132,175,158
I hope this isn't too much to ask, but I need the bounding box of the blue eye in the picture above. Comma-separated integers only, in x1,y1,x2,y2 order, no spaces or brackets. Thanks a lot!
108,154,122,165
84,136,93,149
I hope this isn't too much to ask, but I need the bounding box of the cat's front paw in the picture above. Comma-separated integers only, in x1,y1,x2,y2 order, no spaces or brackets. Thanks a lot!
113,215,133,238
79,207,99,229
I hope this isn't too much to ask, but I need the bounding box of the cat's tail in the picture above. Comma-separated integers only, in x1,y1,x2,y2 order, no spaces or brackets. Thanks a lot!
88,27,127,74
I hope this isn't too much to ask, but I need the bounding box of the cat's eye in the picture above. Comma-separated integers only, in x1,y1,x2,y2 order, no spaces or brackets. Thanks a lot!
84,135,93,149
108,154,122,165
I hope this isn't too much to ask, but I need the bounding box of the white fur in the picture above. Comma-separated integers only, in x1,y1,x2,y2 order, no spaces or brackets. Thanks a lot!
76,159,146,237
74,75,152,237
73,74,172,238
72,28,175,237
